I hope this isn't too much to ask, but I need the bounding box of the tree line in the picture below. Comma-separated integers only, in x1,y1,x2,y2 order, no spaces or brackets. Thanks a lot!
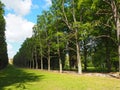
13,0,120,74
0,1,8,69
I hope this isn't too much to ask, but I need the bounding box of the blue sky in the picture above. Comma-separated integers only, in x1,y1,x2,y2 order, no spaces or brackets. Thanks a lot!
1,0,52,58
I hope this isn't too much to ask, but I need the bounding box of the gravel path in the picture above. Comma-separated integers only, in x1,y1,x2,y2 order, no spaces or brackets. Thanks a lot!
51,70,120,79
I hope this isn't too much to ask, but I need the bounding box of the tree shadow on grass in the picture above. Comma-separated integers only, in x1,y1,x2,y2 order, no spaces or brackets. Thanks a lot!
0,65,44,90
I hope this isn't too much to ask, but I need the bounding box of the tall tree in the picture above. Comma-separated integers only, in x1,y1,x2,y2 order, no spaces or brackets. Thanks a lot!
105,0,120,75
91,0,120,73
51,0,82,74
0,1,8,69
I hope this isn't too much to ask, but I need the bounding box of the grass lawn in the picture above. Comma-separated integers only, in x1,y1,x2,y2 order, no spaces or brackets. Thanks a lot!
0,65,120,90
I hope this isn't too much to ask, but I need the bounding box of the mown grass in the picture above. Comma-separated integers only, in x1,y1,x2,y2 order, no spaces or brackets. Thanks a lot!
0,65,120,90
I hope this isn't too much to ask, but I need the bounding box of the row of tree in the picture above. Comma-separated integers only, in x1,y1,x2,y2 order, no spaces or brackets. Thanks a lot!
0,1,8,69
13,0,120,74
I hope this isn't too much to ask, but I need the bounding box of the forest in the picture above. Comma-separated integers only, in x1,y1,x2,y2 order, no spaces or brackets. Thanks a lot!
13,0,120,74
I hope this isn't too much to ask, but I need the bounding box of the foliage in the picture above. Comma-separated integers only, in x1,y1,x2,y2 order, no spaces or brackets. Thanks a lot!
13,0,119,73
0,1,8,69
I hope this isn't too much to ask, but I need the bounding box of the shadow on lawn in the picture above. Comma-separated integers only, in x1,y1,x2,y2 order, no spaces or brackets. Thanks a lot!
0,65,44,90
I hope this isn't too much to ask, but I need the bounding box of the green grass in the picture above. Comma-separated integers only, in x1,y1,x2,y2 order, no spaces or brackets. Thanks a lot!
0,65,120,90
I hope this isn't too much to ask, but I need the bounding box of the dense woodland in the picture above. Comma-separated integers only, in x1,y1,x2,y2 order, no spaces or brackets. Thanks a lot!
13,0,120,74
0,1,8,69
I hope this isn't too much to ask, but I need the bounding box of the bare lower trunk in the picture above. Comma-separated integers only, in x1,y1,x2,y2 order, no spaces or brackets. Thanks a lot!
35,58,38,69
48,56,50,71
59,56,62,73
64,41,70,69
117,20,120,75
48,45,50,71
76,42,82,74
35,47,38,69
65,52,70,69
119,45,120,74
32,52,34,69
32,60,34,69
58,45,62,73
29,61,31,69
84,49,87,71
41,55,43,70
116,17,120,76
75,29,82,74
58,44,62,73
40,47,43,70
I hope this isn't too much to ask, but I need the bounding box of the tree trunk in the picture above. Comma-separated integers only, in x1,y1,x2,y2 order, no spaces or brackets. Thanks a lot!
57,30,62,73
59,59,62,73
64,41,70,69
75,29,82,74
40,45,43,70
48,44,51,71
35,47,38,69
40,54,43,70
110,0,120,76
58,51,62,73
32,52,34,69
117,19,120,75
39,32,43,70
29,60,31,69
73,0,82,74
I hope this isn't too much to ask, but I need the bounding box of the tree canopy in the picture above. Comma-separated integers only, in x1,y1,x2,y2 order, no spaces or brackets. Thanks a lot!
13,0,120,74
0,1,8,69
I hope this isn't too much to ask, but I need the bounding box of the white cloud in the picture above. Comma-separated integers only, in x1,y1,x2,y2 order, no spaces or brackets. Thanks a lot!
1,0,36,58
2,0,32,16
5,13,34,43
41,0,52,9
45,0,52,6
32,4,39,9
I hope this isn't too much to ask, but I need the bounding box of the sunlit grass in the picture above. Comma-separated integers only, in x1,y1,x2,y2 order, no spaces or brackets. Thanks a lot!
0,65,120,90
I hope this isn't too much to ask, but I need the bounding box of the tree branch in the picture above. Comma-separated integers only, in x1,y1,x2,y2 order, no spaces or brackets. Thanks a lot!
61,0,71,30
